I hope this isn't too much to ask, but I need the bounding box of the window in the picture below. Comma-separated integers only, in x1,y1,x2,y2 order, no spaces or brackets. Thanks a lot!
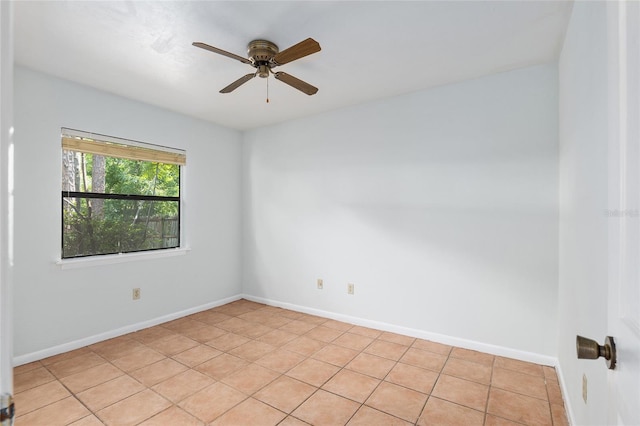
61,129,186,259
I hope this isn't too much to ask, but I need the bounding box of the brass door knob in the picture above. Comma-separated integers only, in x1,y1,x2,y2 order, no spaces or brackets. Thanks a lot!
576,335,616,370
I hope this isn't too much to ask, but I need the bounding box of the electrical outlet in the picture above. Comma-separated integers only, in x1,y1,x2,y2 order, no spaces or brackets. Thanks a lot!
317,278,323,289
132,288,141,300
347,283,354,295
582,374,587,403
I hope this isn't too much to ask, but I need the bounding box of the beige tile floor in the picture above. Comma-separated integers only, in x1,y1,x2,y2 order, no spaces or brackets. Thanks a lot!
13,299,569,425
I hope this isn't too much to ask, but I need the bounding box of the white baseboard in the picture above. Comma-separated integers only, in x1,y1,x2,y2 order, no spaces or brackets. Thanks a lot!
554,361,575,425
15,292,558,369
242,294,558,367
13,294,243,366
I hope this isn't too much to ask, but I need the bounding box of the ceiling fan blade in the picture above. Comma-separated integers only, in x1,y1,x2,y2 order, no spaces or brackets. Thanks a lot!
274,72,318,95
272,38,321,66
193,42,252,65
220,73,256,93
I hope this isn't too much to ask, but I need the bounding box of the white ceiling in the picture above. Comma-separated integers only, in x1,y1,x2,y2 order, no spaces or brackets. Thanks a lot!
14,1,573,131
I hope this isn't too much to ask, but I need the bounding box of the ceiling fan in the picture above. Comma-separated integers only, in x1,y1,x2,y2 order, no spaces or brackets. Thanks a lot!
193,38,321,96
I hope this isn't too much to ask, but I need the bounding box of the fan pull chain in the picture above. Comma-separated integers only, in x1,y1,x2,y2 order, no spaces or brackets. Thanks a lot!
266,76,270,103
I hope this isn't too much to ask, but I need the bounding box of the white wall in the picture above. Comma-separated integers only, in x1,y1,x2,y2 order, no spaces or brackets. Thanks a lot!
243,64,559,357
558,2,610,424
13,67,243,358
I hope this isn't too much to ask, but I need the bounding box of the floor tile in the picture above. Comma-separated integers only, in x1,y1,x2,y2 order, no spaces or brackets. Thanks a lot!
68,415,106,426
431,374,489,412
41,347,92,366
442,356,492,385
179,382,247,423
365,381,428,423
486,387,552,425
130,326,176,344
195,353,249,380
255,348,306,373
151,369,214,402
386,362,439,394
279,416,310,426
162,318,206,334
16,396,90,426
217,317,253,333
286,358,340,387
333,332,374,351
138,406,204,426
76,375,146,412
543,365,559,383
492,367,548,400
206,332,251,351
495,356,544,377
449,347,495,366
378,331,416,346
400,347,447,372
96,389,171,426
146,334,199,356
237,323,274,338
417,397,484,426
279,319,318,335
257,329,299,346
130,357,188,386
90,337,144,361
237,310,273,323
484,414,524,425
14,366,55,393
278,310,305,320
547,381,564,405
283,335,327,356
304,325,344,343
221,363,280,394
14,380,70,415
210,397,287,426
322,319,354,332
46,352,107,378
551,403,569,426
364,340,409,361
188,310,232,325
346,352,396,379
259,315,293,329
229,340,277,361
181,324,227,343
322,368,381,403
348,325,382,339
297,314,329,325
171,343,222,367
412,339,453,355
292,389,360,426
312,344,359,367
347,405,411,426
13,361,43,375
112,346,166,372
254,375,316,413
60,363,124,394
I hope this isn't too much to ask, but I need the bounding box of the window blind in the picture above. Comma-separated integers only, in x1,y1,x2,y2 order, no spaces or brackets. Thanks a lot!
61,130,186,166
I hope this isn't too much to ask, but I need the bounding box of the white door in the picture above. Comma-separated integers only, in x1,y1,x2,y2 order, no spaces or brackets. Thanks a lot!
0,0,13,410
607,1,640,424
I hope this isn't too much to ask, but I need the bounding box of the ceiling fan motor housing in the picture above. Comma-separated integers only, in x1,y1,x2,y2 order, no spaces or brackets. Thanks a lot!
248,40,279,78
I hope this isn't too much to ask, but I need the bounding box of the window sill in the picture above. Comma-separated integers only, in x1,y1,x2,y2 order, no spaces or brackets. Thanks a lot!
56,247,191,270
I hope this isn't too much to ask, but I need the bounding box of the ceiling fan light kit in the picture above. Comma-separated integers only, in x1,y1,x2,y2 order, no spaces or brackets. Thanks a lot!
193,38,321,98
